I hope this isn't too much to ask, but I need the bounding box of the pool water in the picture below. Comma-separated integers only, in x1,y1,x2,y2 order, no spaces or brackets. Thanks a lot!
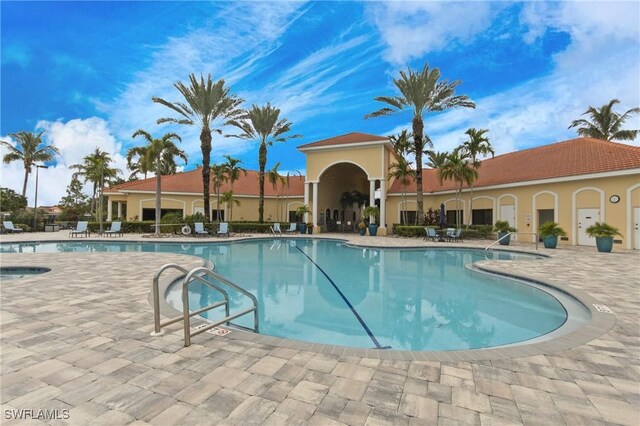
1,239,585,351
0,266,50,280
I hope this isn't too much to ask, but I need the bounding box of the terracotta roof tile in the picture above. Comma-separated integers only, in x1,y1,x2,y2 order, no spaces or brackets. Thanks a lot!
298,132,388,149
105,168,305,196
389,138,640,193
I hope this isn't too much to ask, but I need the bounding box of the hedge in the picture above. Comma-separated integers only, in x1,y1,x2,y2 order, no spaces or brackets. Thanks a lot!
392,224,494,239
393,225,434,238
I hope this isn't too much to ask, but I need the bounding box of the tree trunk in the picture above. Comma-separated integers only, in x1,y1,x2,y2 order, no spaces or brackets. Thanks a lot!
216,183,221,221
22,167,30,198
468,184,474,227
412,116,424,224
200,127,212,221
155,158,161,236
258,143,267,223
90,183,97,215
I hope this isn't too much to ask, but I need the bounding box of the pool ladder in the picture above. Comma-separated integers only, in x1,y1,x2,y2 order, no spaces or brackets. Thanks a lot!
485,232,538,252
151,263,259,346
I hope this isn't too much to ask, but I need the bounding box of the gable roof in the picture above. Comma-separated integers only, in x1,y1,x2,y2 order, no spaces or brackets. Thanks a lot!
298,132,388,149
389,137,640,194
105,168,305,196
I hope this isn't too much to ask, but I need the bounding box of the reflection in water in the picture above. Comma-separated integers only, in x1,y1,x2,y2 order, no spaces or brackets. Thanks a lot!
3,240,571,351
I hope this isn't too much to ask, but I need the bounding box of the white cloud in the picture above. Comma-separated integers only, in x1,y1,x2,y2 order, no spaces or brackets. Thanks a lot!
0,118,128,207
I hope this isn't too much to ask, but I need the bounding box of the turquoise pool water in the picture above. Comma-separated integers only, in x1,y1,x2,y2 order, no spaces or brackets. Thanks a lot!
1,239,577,350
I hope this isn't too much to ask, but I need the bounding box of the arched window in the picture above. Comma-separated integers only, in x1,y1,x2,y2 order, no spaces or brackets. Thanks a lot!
341,210,345,222
333,209,339,220
325,208,330,225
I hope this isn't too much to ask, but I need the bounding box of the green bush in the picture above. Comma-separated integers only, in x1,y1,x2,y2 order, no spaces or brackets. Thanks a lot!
392,224,434,238
228,222,276,233
13,223,31,232
466,224,493,239
461,229,481,240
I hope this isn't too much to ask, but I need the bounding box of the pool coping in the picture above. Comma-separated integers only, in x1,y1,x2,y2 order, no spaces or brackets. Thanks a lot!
99,236,620,362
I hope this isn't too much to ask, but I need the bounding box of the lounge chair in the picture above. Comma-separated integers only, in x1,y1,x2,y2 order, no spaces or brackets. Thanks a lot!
271,223,282,236
3,221,23,234
285,223,298,234
70,221,89,238
448,228,463,242
424,227,437,242
194,222,209,237
217,222,229,237
103,221,123,237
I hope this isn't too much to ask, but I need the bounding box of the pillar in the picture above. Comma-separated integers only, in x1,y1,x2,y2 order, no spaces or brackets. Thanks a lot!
369,179,376,223
380,180,386,229
312,182,318,226
117,202,123,219
304,182,310,222
107,199,113,221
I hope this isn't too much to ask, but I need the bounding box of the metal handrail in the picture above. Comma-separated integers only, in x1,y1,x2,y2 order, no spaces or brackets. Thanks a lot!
151,263,259,346
485,231,538,252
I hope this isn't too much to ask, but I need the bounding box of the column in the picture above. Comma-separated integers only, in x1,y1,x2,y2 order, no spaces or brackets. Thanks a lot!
369,179,376,222
107,199,113,221
117,202,122,219
312,182,318,226
380,180,386,228
304,182,309,222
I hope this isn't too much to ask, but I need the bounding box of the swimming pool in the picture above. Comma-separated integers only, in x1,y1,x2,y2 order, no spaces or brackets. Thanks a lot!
0,266,50,280
0,239,590,351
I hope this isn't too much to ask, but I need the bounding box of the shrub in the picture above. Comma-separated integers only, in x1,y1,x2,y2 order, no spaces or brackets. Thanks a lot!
228,222,275,233
392,224,433,238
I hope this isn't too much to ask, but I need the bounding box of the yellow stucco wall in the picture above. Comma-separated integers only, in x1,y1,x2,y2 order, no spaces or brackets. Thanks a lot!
305,145,388,181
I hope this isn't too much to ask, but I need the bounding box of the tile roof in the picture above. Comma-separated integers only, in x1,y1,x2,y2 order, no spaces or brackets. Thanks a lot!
298,132,388,149
389,138,640,193
105,168,305,196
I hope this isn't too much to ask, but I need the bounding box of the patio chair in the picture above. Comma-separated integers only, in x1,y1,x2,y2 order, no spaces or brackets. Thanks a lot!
217,222,230,237
194,222,209,237
285,223,298,234
271,223,282,236
2,221,23,234
103,221,123,237
424,227,437,242
70,221,89,238
448,228,463,242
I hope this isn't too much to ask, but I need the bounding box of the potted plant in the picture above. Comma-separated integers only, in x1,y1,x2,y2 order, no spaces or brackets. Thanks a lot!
306,222,314,234
586,222,622,252
363,206,380,236
539,221,567,249
357,221,366,236
493,220,516,245
296,205,311,234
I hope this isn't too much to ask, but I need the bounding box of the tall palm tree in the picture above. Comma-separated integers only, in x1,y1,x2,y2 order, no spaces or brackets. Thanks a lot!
153,73,243,220
222,155,246,221
210,163,227,221
437,148,476,229
568,99,639,141
126,146,153,180
71,148,121,217
460,128,494,226
131,130,187,235
1,131,59,197
365,63,475,223
425,150,448,169
388,130,414,157
72,148,121,232
267,162,286,222
283,169,302,223
388,155,416,225
229,103,301,223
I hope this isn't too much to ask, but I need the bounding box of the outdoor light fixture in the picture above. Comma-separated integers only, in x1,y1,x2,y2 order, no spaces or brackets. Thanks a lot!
32,164,49,232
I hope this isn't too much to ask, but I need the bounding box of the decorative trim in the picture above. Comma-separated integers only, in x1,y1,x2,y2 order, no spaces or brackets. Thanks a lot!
626,183,640,249
571,187,605,245
532,191,559,243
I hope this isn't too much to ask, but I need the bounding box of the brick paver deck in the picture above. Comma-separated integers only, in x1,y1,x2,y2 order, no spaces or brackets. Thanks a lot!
1,232,638,425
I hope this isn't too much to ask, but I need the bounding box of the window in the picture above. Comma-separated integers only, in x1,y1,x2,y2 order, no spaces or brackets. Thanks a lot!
400,211,417,225
142,208,183,221
471,209,493,225
289,211,297,222
211,210,225,221
446,210,463,226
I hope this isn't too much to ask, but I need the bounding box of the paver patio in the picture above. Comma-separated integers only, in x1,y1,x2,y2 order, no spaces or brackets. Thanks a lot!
1,232,638,425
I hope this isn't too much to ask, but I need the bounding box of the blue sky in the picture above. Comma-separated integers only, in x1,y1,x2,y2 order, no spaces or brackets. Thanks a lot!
2,1,639,206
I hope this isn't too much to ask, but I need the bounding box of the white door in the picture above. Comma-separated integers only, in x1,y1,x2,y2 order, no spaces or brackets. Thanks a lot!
500,205,516,240
634,207,640,250
577,208,600,246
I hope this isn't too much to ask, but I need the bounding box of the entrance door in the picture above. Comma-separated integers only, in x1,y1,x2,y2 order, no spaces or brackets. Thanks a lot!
538,209,555,241
500,205,516,241
634,207,640,250
577,208,600,246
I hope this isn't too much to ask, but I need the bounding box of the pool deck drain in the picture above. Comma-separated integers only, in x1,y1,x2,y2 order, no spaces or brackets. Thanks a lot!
1,232,638,425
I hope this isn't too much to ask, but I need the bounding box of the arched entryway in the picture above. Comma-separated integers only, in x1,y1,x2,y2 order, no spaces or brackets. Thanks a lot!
317,162,370,232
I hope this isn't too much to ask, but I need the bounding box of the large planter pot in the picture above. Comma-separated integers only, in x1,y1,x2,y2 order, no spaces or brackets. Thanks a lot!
368,224,378,237
307,226,313,235
358,228,366,236
543,235,558,249
498,231,511,245
595,236,614,252
298,223,307,234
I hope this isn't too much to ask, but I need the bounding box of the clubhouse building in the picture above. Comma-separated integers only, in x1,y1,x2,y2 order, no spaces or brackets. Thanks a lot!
105,133,640,249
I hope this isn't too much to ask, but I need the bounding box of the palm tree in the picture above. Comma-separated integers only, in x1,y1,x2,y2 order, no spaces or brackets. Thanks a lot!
425,150,448,169
221,190,240,221
131,130,187,235
460,128,494,226
126,146,153,180
229,103,301,223
388,156,416,225
1,131,59,197
267,162,286,222
210,163,227,221
222,155,246,221
153,73,243,220
388,130,414,157
437,148,477,229
72,148,121,232
568,99,639,141
283,169,302,223
365,63,475,223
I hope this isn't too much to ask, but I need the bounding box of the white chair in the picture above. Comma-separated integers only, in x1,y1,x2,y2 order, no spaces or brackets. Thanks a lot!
70,221,89,238
3,221,23,234
217,222,229,237
103,221,123,237
194,222,209,237
424,227,437,242
285,223,298,234
272,223,282,235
